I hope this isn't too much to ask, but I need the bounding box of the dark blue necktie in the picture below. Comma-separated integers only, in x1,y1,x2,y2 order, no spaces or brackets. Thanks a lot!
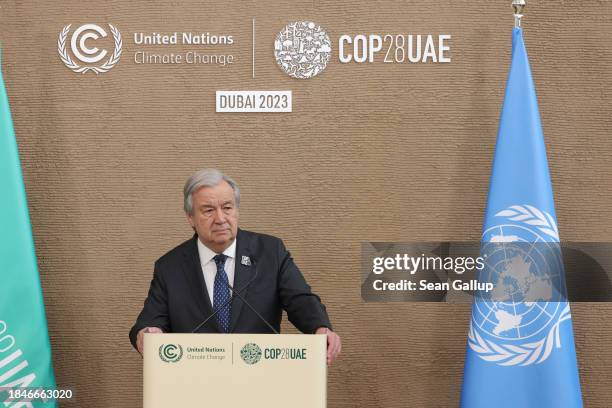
213,254,231,333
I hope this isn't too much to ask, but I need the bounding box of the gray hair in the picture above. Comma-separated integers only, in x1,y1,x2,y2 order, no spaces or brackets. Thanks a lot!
183,169,240,214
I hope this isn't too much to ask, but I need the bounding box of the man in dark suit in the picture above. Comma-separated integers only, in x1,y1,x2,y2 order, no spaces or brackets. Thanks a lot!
129,169,341,364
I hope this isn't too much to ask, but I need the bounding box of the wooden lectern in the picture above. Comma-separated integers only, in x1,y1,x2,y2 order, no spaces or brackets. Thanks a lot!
143,333,326,408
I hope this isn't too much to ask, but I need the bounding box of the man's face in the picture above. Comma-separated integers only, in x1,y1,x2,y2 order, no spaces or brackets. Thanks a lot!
187,181,239,253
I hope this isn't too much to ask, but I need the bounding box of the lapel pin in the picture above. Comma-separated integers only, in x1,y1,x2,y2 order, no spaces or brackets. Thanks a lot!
241,256,251,266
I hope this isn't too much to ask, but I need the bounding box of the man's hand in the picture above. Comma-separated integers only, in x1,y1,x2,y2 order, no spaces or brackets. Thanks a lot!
315,327,341,365
136,327,163,355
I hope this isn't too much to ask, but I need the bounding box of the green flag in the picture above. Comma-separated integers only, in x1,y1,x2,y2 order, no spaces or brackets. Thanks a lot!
0,56,57,407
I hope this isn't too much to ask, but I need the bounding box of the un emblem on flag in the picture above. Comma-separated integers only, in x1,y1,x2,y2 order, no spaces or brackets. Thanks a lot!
468,205,572,366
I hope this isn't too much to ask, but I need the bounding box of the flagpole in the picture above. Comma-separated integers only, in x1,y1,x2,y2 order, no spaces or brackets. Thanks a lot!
512,0,526,28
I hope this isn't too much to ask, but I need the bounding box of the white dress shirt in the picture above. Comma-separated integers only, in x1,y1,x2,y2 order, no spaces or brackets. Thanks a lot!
196,238,236,307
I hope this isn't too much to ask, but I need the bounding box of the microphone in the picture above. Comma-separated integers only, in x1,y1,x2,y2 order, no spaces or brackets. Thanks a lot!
224,264,280,335
191,257,279,334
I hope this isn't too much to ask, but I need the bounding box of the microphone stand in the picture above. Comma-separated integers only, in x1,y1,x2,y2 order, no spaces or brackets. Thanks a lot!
191,260,280,334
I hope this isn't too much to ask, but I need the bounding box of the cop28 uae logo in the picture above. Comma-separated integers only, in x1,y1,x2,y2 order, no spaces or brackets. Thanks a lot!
274,21,331,79
240,343,262,365
159,344,183,363
58,24,123,74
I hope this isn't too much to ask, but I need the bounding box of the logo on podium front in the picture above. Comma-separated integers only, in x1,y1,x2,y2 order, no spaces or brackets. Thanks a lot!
159,344,183,363
240,343,262,365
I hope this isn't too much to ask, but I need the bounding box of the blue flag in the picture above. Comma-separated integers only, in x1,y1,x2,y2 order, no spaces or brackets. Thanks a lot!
460,29,583,407
0,55,57,406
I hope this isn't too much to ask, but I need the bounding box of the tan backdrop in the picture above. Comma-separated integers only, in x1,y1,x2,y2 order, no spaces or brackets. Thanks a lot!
1,0,611,406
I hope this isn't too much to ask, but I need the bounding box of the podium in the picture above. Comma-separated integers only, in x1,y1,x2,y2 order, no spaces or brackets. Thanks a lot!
143,333,327,407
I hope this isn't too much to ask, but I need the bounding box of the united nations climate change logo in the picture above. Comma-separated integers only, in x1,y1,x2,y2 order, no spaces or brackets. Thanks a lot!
274,21,331,79
469,204,571,366
58,24,123,74
159,344,183,363
240,343,262,365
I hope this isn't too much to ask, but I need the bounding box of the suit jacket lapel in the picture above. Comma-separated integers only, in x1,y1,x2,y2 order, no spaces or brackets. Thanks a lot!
230,229,252,332
183,234,219,332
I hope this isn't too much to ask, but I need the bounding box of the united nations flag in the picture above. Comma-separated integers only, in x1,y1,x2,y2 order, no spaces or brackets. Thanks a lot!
460,28,583,407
